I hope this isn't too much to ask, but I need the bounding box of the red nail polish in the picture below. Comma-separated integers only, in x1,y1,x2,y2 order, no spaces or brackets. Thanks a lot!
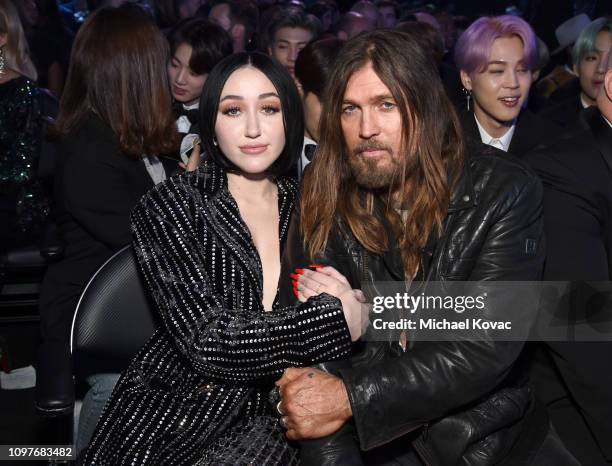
290,273,300,280
295,268,305,274
309,264,324,269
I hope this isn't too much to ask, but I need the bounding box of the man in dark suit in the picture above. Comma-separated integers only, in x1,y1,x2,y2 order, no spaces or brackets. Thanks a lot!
524,54,612,466
457,106,559,158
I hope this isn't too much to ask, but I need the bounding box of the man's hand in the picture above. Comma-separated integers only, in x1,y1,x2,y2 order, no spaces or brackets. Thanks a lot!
276,367,352,440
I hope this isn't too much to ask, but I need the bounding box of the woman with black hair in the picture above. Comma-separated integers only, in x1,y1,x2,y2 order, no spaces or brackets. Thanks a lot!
84,51,363,465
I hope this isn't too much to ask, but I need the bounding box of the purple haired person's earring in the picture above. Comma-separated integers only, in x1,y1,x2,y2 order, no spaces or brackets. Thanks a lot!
463,87,472,112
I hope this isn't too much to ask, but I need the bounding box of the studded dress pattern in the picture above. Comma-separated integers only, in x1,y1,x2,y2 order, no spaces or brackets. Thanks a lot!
84,160,352,465
0,76,49,247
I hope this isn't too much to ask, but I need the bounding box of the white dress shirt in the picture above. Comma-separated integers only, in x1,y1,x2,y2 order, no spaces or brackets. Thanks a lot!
580,94,592,109
176,102,199,134
176,102,200,164
299,135,317,175
474,115,516,152
142,155,167,185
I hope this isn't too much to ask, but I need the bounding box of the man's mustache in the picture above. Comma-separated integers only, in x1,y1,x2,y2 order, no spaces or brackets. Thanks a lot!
353,140,392,156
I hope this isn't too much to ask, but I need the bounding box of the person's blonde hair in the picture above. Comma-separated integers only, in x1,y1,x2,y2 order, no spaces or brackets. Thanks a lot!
0,0,37,80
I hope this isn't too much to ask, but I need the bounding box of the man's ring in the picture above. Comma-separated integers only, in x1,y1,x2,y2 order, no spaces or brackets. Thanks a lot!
279,416,288,429
276,400,285,416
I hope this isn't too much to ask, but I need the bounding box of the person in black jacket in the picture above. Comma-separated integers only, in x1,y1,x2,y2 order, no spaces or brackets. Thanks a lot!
523,55,612,466
454,15,558,157
36,5,180,433
167,17,232,166
275,30,578,465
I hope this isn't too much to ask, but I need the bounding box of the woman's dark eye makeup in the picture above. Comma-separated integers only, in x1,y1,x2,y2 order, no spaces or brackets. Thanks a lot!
219,98,281,116
221,105,241,116
262,106,277,113
261,101,281,113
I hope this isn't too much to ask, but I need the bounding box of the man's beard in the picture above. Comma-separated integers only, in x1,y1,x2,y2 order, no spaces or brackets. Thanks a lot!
348,140,400,190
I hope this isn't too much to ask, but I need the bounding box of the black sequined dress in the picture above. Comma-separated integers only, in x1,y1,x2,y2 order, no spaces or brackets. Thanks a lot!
0,76,49,248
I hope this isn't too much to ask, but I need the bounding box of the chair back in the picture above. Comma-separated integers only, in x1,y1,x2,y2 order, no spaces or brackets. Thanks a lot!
70,245,158,380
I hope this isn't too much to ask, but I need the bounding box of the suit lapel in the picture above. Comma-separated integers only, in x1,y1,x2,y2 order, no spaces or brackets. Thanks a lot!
458,109,481,145
223,191,264,293
202,172,264,297
277,178,298,252
508,111,536,157
199,163,298,302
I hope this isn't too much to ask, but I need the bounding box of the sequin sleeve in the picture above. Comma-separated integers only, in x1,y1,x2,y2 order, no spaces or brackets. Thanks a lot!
0,79,42,184
130,175,352,382
0,78,48,241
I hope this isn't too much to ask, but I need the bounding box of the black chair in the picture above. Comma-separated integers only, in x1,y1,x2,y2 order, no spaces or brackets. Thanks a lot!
33,246,156,463
37,245,157,417
69,245,157,458
71,245,158,381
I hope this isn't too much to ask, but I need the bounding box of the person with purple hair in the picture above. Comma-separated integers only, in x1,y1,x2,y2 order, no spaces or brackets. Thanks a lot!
454,15,558,158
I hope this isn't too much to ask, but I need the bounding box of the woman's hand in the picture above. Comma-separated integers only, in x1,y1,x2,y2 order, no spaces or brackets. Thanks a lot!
291,266,367,341
179,140,202,172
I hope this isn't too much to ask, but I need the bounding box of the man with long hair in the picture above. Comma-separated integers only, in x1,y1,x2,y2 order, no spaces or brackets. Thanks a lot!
276,30,577,464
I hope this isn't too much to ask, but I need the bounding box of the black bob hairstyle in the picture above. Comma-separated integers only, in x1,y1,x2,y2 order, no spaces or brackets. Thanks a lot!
199,52,304,177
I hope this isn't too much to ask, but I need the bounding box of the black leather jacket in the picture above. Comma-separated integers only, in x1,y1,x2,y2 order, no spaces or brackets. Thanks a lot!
280,143,550,465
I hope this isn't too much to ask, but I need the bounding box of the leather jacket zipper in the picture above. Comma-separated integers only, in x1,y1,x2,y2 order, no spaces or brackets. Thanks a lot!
361,250,369,283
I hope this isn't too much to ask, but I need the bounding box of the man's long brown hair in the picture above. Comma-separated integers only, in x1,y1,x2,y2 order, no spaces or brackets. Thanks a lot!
301,30,464,277
55,6,179,157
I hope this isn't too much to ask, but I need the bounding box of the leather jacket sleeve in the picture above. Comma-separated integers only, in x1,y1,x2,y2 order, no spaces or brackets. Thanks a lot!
339,171,545,451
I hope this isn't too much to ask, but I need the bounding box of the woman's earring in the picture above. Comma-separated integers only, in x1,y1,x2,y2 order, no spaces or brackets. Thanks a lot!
212,137,218,147
462,87,472,112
